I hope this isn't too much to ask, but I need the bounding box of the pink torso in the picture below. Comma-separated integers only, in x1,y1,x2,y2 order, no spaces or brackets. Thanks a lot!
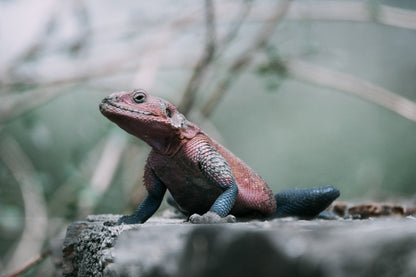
147,133,276,217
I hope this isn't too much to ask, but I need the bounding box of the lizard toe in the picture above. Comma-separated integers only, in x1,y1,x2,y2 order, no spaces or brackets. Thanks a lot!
189,211,236,224
117,214,141,225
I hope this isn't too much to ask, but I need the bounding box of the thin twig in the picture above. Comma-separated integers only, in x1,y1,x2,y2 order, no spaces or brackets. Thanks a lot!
214,0,254,59
0,84,73,127
285,59,416,122
3,248,52,277
286,1,416,30
3,3,59,79
201,0,292,117
178,0,255,115
178,0,217,116
68,0,90,54
78,132,128,218
0,137,48,276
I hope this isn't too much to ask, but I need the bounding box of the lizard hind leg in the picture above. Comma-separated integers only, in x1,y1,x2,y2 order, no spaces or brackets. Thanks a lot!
273,186,340,219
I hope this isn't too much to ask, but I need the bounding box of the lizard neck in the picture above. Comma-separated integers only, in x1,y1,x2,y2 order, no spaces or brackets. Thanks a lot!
147,124,201,156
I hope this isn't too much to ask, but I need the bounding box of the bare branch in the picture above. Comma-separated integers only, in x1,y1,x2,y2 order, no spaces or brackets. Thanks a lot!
0,137,48,275
77,132,128,218
285,59,416,122
286,1,416,30
0,84,73,128
201,0,292,117
215,0,254,58
178,0,217,115
4,248,51,277
69,0,90,53
2,4,59,79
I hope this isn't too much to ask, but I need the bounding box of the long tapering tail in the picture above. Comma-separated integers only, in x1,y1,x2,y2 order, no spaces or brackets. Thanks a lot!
274,185,340,219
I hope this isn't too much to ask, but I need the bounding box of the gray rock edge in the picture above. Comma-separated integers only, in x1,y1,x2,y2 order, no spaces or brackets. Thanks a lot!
62,214,416,277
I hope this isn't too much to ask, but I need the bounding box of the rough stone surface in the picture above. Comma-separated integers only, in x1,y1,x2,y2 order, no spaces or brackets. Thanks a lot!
62,211,416,277
328,201,416,218
62,215,138,277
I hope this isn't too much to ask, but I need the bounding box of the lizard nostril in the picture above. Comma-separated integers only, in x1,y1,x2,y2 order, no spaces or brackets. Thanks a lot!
105,96,119,102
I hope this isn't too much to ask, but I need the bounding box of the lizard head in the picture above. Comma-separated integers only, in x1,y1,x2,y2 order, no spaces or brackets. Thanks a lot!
99,89,200,155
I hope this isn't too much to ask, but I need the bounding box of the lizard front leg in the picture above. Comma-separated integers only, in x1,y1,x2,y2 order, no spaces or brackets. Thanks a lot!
189,144,239,224
117,164,166,225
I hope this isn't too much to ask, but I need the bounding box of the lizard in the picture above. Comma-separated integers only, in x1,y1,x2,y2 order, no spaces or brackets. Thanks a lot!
99,89,340,224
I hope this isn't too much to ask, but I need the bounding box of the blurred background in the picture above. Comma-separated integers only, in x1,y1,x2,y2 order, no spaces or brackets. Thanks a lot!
1,0,415,275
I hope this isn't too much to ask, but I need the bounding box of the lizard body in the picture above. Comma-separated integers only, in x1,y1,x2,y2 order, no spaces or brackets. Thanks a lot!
99,89,339,224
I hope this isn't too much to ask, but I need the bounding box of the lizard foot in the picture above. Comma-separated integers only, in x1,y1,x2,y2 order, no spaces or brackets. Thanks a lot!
189,211,236,224
117,214,141,225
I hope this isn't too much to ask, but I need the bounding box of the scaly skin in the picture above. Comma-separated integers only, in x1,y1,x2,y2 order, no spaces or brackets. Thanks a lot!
99,89,340,224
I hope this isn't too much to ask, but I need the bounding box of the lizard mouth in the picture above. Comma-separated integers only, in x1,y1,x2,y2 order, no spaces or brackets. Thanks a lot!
100,99,156,117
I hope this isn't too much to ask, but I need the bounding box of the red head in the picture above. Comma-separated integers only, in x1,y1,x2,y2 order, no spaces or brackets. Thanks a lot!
99,89,200,155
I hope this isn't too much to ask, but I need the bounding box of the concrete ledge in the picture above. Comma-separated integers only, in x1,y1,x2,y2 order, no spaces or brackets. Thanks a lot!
61,212,416,277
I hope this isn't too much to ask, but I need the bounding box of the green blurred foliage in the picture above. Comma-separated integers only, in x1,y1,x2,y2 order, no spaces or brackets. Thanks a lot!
1,0,416,275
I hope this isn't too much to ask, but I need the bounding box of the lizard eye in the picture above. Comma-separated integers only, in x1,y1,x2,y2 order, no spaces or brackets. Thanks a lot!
133,92,146,104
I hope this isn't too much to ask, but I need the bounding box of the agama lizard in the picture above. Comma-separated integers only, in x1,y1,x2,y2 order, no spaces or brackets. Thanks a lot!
99,89,340,224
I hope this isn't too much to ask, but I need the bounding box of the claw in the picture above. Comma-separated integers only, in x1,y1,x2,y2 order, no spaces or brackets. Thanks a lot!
117,215,141,225
189,211,236,224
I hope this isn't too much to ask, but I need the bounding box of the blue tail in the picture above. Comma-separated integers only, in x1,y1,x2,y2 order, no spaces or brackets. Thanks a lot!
274,186,340,219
